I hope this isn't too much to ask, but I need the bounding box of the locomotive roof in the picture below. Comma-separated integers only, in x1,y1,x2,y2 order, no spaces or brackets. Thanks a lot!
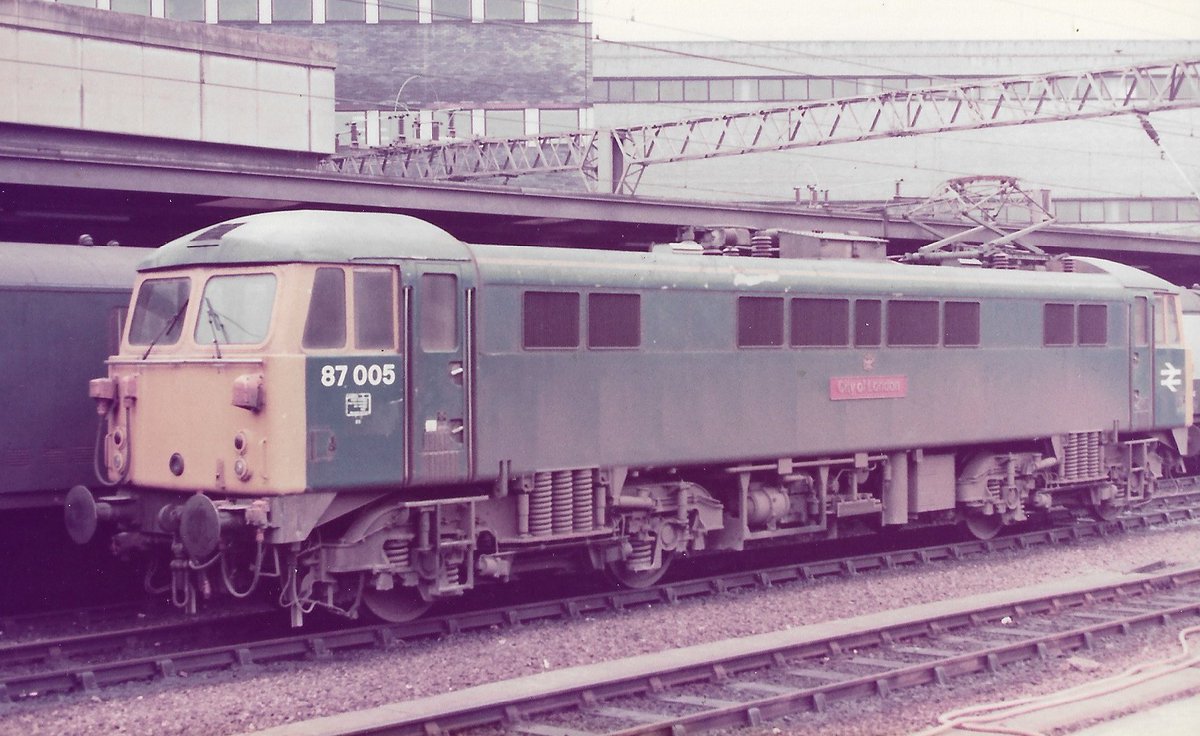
0,242,143,290
140,210,471,271
469,242,1145,300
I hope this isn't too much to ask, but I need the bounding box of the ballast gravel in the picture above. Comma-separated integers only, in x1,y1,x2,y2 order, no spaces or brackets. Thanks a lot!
4,521,1200,736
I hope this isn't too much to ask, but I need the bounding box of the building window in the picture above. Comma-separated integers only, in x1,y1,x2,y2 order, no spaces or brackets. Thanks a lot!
524,292,580,349
539,108,579,134
1078,304,1107,346
734,79,757,102
484,109,525,137
539,0,577,20
303,268,347,349
485,0,522,19
759,79,784,101
432,0,471,20
217,0,256,20
1043,303,1075,346
709,79,734,101
790,298,849,347
111,0,152,14
274,0,313,21
379,0,417,20
588,293,640,349
659,80,684,102
608,80,634,102
354,270,396,350
57,0,98,7
943,301,981,347
855,299,882,347
326,0,364,21
165,0,205,19
634,80,658,102
783,78,807,100
683,80,708,101
809,78,834,99
420,274,458,352
737,296,784,348
887,300,939,346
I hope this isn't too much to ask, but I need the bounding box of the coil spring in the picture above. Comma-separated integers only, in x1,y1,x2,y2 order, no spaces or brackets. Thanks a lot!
382,539,410,568
1064,434,1079,479
573,469,594,532
627,537,655,571
529,472,553,536
551,470,573,534
1088,431,1102,477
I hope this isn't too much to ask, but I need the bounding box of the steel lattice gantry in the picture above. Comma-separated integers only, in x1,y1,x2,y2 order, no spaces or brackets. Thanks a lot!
322,57,1200,194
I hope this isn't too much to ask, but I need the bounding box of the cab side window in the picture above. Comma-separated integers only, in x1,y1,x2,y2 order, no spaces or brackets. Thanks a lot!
303,267,346,349
420,273,459,352
354,269,396,349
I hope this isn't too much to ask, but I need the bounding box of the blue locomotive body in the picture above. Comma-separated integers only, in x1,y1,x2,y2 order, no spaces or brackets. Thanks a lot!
69,211,1192,623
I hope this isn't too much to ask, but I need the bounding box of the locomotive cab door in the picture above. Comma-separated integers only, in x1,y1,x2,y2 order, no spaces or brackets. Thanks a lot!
1151,291,1190,430
1130,294,1154,430
407,265,473,484
1130,291,1191,431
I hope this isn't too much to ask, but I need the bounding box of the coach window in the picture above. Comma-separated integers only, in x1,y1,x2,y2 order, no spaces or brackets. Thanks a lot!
354,270,396,350
943,301,981,347
128,277,190,346
524,291,580,349
1078,304,1108,346
737,296,784,348
790,298,849,347
588,293,640,349
195,274,277,345
420,274,458,352
303,268,346,349
854,299,882,347
887,300,939,346
1043,303,1075,346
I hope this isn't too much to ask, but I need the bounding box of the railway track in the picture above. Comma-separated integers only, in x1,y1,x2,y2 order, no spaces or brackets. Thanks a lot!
308,562,1200,736
2,485,1198,705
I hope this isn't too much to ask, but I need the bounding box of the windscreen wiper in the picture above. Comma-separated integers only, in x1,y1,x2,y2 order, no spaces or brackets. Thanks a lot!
203,297,227,359
141,299,189,360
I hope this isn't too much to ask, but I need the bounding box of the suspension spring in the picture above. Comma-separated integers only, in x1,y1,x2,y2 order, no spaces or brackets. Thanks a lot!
573,469,594,532
627,537,655,572
383,539,411,568
1088,431,1102,477
551,470,573,534
1065,434,1080,480
529,471,553,536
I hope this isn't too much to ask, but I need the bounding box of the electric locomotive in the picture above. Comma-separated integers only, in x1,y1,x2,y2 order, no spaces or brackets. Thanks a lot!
66,211,1193,625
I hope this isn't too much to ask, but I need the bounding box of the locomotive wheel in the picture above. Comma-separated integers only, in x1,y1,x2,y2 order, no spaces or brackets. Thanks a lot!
606,552,674,589
963,512,1003,541
361,585,433,623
